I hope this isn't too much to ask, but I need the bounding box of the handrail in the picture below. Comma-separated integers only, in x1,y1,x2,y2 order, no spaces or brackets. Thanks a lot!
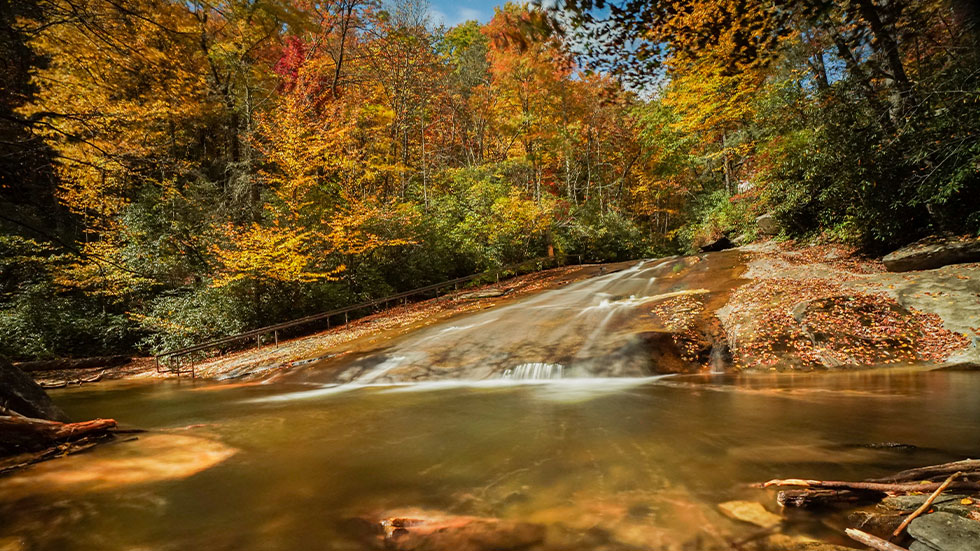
155,254,581,377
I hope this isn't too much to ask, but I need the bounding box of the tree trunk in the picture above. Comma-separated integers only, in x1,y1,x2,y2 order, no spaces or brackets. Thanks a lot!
855,0,913,118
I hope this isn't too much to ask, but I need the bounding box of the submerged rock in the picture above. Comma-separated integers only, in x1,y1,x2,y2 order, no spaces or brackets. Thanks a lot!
907,511,980,551
374,511,545,551
0,357,69,422
718,500,782,528
755,533,852,550
882,235,980,272
0,434,237,498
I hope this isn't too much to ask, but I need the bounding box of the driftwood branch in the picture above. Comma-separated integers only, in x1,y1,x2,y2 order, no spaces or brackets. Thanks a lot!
870,459,980,483
760,478,980,493
891,471,961,538
39,370,106,389
845,528,909,551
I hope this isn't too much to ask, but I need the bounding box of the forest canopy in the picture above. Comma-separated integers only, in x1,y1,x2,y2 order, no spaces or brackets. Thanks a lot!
0,0,977,360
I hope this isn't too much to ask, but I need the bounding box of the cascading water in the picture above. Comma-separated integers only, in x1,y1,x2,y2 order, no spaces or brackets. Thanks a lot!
287,252,743,386
503,362,564,380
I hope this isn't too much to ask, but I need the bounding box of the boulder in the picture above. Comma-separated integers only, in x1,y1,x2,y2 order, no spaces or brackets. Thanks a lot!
907,511,980,551
700,235,735,252
0,357,69,422
756,213,780,235
882,235,980,272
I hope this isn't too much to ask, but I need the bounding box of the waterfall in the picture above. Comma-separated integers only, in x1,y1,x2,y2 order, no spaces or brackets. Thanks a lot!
503,362,564,380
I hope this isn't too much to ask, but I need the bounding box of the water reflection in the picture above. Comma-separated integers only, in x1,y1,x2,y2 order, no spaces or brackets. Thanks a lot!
0,371,976,550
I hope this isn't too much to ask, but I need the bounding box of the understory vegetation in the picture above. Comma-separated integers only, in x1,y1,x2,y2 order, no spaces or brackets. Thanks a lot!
0,0,977,359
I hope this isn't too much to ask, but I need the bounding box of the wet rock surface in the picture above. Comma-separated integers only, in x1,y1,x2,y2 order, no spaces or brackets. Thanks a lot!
907,512,980,551
717,500,782,528
881,494,975,517
883,235,980,272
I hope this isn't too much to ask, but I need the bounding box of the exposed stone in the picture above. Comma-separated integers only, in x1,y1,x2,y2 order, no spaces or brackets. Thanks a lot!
848,509,905,534
881,494,969,513
700,235,735,252
882,235,980,272
639,331,706,374
0,357,69,422
909,542,941,551
756,214,780,235
907,511,980,551
718,500,782,528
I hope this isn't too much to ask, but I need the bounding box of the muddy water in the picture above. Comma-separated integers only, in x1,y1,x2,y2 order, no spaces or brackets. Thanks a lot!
0,371,978,550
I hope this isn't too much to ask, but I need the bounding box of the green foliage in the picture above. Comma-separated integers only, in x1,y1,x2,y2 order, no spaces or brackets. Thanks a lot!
557,203,654,262
0,236,137,359
679,190,757,252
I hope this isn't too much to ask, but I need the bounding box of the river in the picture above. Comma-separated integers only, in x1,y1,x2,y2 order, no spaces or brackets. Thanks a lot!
0,371,977,550
1,255,979,550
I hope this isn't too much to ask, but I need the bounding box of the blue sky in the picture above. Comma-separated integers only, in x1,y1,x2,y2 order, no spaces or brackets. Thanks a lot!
427,0,500,26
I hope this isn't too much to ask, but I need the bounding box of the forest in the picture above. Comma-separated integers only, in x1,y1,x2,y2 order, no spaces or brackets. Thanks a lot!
1,0,978,361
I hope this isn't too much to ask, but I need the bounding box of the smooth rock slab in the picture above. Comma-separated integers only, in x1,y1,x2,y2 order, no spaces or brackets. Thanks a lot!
908,511,980,551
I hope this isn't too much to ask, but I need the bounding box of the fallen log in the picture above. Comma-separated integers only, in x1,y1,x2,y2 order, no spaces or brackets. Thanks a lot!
760,478,980,493
869,459,980,483
14,355,130,373
845,528,909,551
39,369,107,389
0,415,117,456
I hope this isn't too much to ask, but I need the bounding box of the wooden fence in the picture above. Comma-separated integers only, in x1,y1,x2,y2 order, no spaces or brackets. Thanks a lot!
154,254,582,377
